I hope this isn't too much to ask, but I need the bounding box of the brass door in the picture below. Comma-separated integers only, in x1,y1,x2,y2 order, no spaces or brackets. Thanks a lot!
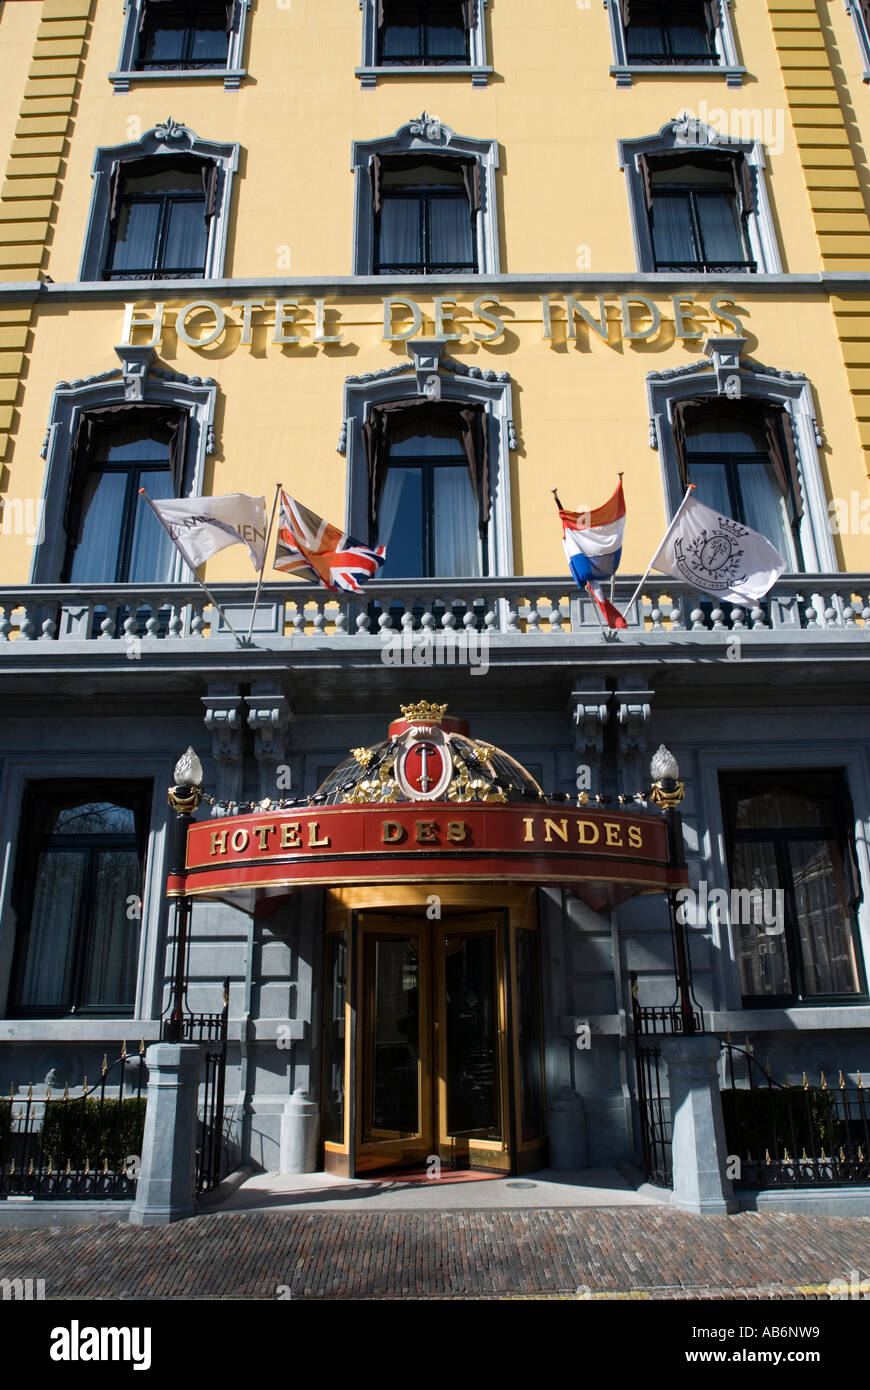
355,912,511,1173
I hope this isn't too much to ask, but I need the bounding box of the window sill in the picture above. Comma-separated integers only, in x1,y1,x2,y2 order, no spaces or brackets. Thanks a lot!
109,68,247,92
610,63,746,88
355,64,492,89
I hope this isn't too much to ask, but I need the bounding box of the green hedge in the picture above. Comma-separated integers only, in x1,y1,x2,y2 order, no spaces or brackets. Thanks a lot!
721,1086,841,1163
40,1097,146,1171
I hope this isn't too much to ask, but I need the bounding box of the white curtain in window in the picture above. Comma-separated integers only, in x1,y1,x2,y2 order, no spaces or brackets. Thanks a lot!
651,197,694,262
434,466,480,575
19,851,85,1007
737,461,795,565
429,197,473,264
379,199,420,264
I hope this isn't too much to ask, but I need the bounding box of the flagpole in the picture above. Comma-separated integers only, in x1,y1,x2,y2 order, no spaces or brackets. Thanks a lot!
245,482,282,643
139,489,249,648
623,485,695,616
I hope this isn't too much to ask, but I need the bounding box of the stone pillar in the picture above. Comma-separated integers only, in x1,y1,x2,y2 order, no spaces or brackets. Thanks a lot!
661,1035,737,1215
130,1043,202,1227
279,1090,319,1173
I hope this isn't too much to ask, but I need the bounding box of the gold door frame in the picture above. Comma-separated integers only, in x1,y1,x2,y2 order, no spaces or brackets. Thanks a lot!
322,884,546,1178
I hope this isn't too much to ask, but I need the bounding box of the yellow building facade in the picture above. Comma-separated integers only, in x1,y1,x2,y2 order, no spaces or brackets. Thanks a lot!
0,1,868,1202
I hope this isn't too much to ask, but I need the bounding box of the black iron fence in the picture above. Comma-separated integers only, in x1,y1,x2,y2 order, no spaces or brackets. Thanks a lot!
720,1041,870,1189
631,982,678,1187
194,979,230,1193
0,1044,146,1200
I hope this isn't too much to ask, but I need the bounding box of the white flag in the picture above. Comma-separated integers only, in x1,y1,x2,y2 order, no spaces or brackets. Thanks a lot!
143,493,268,572
651,493,786,605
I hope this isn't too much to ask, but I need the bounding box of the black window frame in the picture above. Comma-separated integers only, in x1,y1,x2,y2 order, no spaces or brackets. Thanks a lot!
377,1,470,65
104,162,210,282
650,181,755,274
135,0,231,72
624,0,719,65
8,781,151,1019
720,770,867,1008
375,182,477,276
374,428,487,579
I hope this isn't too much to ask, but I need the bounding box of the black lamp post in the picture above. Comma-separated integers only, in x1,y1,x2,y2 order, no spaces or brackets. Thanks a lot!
164,747,204,1044
649,744,701,1037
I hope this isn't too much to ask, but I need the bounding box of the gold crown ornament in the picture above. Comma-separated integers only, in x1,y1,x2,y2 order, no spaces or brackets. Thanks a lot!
399,701,448,725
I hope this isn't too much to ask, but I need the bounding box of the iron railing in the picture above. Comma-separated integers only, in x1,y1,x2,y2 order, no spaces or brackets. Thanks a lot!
193,980,230,1193
720,1041,870,1189
0,1045,146,1200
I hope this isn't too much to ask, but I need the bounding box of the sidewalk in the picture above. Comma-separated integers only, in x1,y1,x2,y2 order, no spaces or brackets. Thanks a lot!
0,1201,868,1299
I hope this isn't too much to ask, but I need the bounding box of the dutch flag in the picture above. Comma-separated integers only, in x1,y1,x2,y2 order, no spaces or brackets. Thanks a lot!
559,477,628,630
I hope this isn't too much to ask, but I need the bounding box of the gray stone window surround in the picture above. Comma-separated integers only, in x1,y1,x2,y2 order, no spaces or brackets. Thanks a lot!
605,0,745,87
109,0,251,92
351,114,500,276
32,344,217,586
845,1,870,81
618,116,781,276
696,745,870,1015
0,757,168,1024
79,120,240,283
646,337,837,575
338,338,516,577
356,0,492,88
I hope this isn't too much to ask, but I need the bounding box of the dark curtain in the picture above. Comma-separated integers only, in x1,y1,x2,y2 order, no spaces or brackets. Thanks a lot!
619,1,720,28
108,153,216,227
369,152,481,223
461,0,476,29
671,397,803,525
361,398,489,529
63,405,188,551
637,149,755,217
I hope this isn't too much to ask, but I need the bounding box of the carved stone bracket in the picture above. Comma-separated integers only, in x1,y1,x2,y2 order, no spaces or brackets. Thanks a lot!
615,680,654,758
703,334,748,396
245,683,292,798
570,683,610,757
202,683,244,812
113,344,155,402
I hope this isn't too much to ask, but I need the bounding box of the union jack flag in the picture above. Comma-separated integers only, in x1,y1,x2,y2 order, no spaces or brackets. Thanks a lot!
273,491,386,593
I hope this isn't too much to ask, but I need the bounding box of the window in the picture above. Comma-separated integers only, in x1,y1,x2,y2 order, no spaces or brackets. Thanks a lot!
379,2,470,63
10,784,150,1016
80,123,238,282
720,772,866,1005
110,0,249,91
369,414,485,577
374,159,479,274
137,0,231,70
105,158,214,280
352,119,499,275
646,348,837,576
358,0,490,86
846,1,870,81
645,154,754,273
62,413,185,584
619,120,779,274
673,401,801,567
623,0,717,64
606,0,744,85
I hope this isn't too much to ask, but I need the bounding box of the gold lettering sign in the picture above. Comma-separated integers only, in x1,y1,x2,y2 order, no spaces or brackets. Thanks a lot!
122,294,746,354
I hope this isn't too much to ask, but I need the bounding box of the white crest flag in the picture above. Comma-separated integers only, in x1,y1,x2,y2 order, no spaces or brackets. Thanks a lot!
145,493,268,572
652,494,786,605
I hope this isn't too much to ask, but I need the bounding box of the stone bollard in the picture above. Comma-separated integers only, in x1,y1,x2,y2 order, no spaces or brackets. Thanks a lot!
547,1084,588,1170
661,1034,737,1215
130,1043,202,1226
279,1089,319,1173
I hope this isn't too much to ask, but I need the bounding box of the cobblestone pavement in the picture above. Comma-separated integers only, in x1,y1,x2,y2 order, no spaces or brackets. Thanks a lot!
1,1208,869,1299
